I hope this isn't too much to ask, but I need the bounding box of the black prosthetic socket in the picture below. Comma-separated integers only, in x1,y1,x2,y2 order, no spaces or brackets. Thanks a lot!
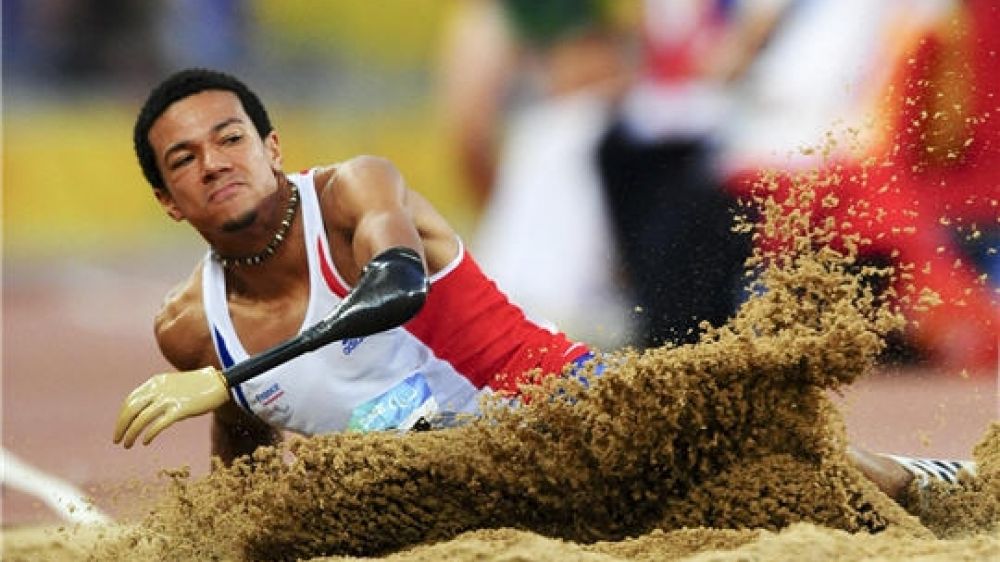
223,246,429,387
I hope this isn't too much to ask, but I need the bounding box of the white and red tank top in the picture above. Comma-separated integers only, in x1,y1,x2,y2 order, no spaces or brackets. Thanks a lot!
202,168,588,435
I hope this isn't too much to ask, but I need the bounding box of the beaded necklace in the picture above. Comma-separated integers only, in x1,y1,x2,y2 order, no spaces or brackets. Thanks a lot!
213,182,299,268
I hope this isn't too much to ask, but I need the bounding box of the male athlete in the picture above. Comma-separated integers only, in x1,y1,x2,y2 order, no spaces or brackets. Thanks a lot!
113,68,970,502
113,68,590,465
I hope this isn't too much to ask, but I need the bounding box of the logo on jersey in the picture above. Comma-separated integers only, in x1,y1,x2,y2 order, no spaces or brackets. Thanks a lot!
342,337,365,355
254,382,285,406
347,372,435,432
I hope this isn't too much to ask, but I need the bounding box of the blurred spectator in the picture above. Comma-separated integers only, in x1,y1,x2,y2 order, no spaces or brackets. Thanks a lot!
439,0,635,348
2,0,253,99
2,0,163,94
857,0,998,369
595,0,785,348
155,0,251,72
721,0,997,370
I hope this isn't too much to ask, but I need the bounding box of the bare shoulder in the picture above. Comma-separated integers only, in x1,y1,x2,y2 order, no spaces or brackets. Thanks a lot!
312,156,458,271
154,261,215,371
317,155,402,191
314,156,406,220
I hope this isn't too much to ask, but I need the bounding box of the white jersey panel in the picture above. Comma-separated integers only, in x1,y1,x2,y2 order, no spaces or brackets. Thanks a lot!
202,170,482,435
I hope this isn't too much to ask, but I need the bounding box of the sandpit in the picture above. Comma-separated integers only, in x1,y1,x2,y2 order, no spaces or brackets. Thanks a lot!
4,155,997,562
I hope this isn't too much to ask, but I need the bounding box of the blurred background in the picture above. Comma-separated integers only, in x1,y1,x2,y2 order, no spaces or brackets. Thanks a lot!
2,0,997,530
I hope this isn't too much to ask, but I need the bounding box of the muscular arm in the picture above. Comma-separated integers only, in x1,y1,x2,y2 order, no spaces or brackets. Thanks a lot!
154,269,281,466
317,156,438,276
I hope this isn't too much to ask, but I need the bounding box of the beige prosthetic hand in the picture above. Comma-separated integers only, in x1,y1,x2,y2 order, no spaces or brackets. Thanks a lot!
113,367,230,448
113,247,430,449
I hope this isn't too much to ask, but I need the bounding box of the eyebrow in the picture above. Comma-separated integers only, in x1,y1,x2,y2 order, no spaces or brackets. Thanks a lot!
162,117,245,161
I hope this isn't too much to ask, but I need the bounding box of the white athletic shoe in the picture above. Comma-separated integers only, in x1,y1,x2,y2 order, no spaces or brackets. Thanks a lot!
885,454,977,486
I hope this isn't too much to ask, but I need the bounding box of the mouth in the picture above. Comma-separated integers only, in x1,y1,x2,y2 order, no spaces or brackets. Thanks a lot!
208,181,245,204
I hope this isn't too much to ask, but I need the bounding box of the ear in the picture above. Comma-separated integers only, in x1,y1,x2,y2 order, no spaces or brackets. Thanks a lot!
264,131,283,172
154,188,184,221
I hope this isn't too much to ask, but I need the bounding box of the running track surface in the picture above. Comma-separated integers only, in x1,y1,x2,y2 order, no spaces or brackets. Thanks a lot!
2,259,997,527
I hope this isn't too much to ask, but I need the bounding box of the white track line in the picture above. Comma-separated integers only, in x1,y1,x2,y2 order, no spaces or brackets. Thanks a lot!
1,447,112,525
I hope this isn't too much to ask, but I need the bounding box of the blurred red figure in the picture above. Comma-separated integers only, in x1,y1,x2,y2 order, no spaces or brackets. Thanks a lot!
728,0,998,371
878,0,999,370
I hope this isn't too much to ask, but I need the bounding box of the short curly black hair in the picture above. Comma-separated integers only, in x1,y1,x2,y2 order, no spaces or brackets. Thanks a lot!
133,68,273,190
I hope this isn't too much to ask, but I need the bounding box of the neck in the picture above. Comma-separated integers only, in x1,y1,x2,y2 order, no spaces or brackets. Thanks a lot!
212,177,299,269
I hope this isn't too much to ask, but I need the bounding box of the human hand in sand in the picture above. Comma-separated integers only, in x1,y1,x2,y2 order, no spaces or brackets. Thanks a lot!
113,367,230,448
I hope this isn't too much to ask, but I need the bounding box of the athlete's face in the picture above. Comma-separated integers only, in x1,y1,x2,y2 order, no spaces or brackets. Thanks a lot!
148,90,283,235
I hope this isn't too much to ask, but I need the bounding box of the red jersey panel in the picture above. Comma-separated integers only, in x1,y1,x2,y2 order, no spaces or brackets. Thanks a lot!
404,250,589,394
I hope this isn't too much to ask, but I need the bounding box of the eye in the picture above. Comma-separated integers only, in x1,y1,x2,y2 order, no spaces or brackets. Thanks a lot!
168,154,194,170
222,133,243,145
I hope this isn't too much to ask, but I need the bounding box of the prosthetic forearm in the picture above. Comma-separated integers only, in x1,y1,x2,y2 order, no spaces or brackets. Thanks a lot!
114,246,429,448
223,246,429,386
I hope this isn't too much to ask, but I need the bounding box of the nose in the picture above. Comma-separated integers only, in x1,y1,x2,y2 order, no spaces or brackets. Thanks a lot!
201,145,232,183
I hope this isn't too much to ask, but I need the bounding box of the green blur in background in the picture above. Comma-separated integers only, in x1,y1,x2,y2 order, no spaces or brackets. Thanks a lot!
3,0,475,260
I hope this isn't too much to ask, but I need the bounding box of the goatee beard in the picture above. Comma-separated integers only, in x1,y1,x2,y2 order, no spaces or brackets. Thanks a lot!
221,210,258,232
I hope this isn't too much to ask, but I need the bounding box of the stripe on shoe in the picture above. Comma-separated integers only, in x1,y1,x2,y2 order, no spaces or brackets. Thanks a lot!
886,454,976,486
